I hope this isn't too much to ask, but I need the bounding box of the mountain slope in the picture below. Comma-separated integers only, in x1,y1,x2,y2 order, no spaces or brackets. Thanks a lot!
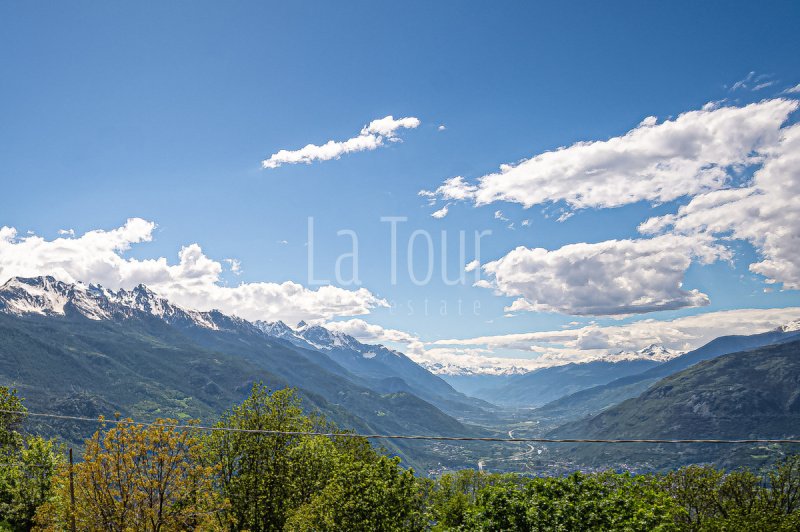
549,340,800,469
0,277,487,468
254,321,494,416
535,328,800,422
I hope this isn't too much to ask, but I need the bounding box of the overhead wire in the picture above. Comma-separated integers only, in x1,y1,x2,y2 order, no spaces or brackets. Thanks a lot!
3,409,800,445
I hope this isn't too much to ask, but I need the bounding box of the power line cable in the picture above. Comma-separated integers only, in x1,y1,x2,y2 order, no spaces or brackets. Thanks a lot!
3,409,800,445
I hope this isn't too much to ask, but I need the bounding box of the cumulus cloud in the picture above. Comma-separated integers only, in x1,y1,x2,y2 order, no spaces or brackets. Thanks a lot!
0,219,387,324
422,99,797,214
262,115,420,169
479,234,728,316
641,122,800,289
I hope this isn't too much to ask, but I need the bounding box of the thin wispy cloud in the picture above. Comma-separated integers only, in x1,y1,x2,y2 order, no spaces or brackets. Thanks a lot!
728,71,776,92
784,83,800,94
262,115,420,169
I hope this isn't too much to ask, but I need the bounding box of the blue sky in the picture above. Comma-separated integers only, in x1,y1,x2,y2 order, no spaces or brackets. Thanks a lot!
1,1,800,372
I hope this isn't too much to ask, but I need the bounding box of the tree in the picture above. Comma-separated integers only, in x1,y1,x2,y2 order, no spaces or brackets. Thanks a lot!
206,384,382,531
285,455,425,532
0,436,63,531
205,385,321,531
34,419,225,531
0,387,25,455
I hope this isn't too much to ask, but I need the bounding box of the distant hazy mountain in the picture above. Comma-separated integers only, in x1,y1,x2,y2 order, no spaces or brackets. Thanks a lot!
549,339,800,470
535,326,800,422
0,276,487,468
450,345,677,407
476,359,661,407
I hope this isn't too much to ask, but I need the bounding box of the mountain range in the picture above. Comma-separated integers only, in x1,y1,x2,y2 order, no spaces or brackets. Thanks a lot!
0,276,490,469
534,325,800,423
548,339,800,470
2,275,799,472
459,345,677,407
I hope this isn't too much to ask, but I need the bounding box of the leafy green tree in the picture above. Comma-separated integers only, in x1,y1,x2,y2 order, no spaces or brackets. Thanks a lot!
0,436,62,531
664,465,726,529
459,471,681,531
285,455,425,531
206,384,392,531
426,470,520,530
205,385,323,531
0,387,25,455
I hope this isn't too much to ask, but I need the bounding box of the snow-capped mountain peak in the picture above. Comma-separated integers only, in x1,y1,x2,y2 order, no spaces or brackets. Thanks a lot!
0,276,219,329
777,319,800,333
607,343,680,362
255,320,399,360
0,276,73,317
254,320,295,339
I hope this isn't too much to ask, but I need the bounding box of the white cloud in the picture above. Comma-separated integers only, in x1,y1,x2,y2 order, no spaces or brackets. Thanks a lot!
409,347,543,375
422,99,797,214
431,204,449,219
641,122,800,289
464,259,480,273
419,176,477,202
224,258,242,275
730,71,776,92
323,318,420,346
58,229,75,237
423,307,800,371
262,115,420,168
784,83,800,94
0,219,387,324
730,71,756,91
480,234,728,316
438,125,447,131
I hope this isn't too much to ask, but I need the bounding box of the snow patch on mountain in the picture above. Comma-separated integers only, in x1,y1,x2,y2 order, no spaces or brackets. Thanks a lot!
606,343,681,362
0,276,220,330
777,319,800,333
420,361,530,377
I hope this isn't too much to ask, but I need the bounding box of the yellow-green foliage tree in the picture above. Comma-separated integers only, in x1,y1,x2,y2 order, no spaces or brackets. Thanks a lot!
34,419,226,532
